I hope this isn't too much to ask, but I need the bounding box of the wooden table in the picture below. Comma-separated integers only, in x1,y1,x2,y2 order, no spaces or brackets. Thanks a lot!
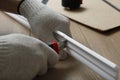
37,20,120,80
0,11,120,80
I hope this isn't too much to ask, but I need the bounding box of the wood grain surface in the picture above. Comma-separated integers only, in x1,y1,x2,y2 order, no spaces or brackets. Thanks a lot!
35,20,120,80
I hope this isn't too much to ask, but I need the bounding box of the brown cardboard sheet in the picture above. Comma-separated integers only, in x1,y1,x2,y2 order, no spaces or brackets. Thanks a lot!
47,0,120,31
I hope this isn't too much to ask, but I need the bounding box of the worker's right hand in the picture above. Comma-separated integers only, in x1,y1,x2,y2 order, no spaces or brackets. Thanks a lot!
0,33,58,80
19,0,71,42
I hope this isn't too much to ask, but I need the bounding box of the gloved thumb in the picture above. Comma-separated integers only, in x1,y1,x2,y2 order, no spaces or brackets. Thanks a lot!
39,42,59,68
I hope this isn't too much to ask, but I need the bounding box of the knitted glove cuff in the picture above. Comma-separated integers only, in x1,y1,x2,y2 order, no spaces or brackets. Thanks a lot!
18,0,44,19
17,0,25,14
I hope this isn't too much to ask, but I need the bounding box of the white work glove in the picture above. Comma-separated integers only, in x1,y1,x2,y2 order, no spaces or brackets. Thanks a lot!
0,34,58,80
19,0,71,42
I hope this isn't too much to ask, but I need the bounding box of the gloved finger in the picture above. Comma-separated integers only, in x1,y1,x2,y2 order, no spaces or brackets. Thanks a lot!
38,40,59,68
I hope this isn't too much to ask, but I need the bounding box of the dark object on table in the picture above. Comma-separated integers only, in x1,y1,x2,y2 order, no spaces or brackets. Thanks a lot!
62,0,83,10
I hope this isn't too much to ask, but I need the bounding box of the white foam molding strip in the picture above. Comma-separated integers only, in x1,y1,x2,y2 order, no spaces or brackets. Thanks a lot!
4,12,31,29
54,31,119,80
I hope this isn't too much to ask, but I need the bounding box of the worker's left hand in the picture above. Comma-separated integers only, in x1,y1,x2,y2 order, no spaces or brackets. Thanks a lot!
19,0,71,42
